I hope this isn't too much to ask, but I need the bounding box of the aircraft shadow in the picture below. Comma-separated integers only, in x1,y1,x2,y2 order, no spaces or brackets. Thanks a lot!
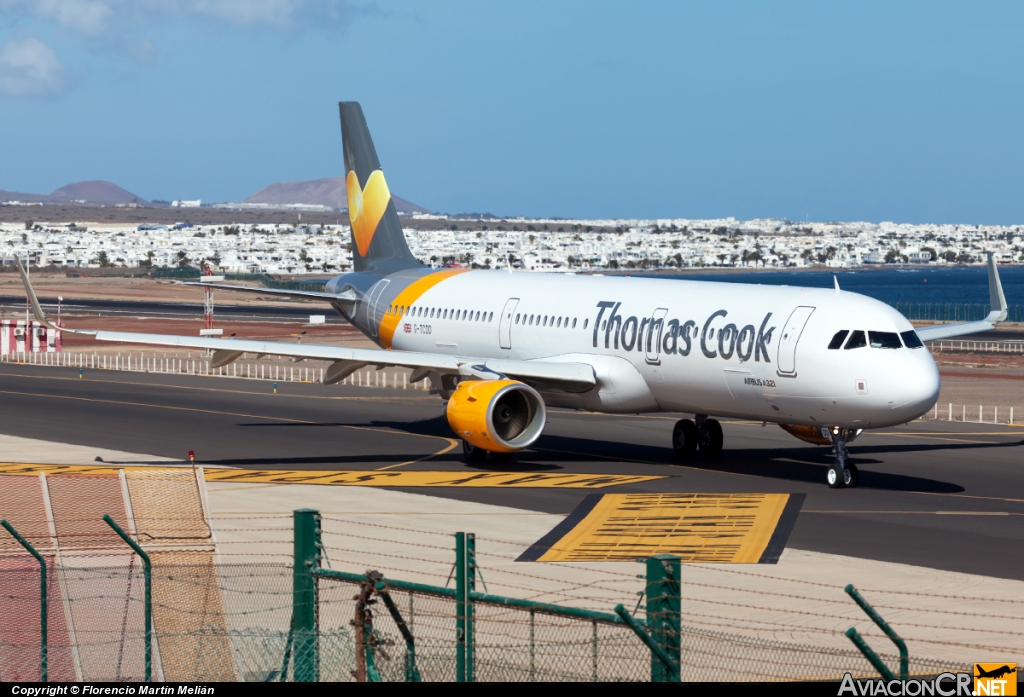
527,435,967,494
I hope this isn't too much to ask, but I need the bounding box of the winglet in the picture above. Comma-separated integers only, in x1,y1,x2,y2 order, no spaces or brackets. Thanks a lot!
986,252,1008,323
14,258,94,336
833,275,840,295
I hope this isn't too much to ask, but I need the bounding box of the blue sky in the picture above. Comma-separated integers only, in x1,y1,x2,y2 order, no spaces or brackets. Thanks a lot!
1,1,1023,223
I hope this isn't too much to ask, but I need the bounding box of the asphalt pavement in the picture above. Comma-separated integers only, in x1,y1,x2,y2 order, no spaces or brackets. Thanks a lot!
0,362,1021,580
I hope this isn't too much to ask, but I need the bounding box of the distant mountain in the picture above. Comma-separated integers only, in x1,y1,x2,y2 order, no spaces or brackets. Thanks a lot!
0,180,147,205
244,176,429,214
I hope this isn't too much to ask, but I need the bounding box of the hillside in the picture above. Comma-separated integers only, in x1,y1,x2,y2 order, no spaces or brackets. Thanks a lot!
244,176,428,214
0,180,147,205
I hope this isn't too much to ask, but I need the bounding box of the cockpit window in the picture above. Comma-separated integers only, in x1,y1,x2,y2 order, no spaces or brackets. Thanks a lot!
869,331,902,349
844,330,867,349
828,330,849,350
900,330,924,349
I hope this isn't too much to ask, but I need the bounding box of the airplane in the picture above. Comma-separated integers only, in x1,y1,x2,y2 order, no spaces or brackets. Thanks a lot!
976,665,1016,680
15,102,1011,489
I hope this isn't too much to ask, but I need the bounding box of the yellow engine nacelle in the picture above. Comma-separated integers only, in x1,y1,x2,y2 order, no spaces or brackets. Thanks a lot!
779,423,831,445
446,379,546,453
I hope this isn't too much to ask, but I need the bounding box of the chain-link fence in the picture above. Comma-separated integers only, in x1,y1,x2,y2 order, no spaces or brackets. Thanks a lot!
0,481,983,683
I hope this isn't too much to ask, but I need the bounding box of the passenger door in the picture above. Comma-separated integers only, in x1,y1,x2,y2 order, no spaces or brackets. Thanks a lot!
777,305,815,376
499,298,519,349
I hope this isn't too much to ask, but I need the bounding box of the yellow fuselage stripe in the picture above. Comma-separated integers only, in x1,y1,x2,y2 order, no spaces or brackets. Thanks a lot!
378,269,470,348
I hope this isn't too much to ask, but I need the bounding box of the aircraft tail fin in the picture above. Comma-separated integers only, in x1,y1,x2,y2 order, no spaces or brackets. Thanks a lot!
339,102,421,273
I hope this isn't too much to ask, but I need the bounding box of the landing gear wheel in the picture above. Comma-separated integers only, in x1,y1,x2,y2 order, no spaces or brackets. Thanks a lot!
827,464,845,488
462,440,487,463
843,463,859,488
673,419,698,458
699,419,724,459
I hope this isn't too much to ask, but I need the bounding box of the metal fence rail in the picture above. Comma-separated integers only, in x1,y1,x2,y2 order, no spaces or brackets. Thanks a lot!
891,302,1024,323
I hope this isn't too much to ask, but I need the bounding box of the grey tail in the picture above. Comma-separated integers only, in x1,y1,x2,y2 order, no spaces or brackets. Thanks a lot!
339,102,421,273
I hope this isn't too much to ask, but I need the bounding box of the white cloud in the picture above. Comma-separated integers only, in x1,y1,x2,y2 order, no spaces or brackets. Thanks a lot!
0,37,69,97
0,0,353,34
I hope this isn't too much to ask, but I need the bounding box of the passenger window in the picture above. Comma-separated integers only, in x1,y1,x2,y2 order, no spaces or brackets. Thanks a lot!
828,330,849,350
601,320,606,331
572,318,577,328
844,330,866,349
557,317,562,328
515,313,520,324
900,330,924,348
488,312,493,322
583,319,588,329
869,331,902,349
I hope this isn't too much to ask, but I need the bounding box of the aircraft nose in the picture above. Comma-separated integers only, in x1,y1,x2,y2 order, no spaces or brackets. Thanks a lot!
897,351,940,416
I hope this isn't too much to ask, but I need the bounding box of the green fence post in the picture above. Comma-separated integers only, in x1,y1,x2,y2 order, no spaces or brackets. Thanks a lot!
292,509,321,682
454,532,476,682
466,532,476,682
646,555,681,682
845,628,897,681
845,584,907,679
613,605,679,682
103,514,151,682
1,520,47,683
374,583,421,682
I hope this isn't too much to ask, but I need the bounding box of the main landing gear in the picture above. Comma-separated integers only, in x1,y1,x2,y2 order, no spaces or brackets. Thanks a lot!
825,428,860,489
673,415,723,459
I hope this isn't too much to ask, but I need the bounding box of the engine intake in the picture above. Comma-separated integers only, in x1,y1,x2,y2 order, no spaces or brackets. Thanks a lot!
446,379,546,453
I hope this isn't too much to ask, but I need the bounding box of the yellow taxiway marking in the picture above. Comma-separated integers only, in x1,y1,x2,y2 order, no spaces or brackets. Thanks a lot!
0,387,456,469
201,469,662,488
0,462,662,488
803,510,1017,516
520,493,802,563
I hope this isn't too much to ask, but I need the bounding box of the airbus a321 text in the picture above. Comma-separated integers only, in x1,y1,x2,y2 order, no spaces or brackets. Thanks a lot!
16,102,1010,489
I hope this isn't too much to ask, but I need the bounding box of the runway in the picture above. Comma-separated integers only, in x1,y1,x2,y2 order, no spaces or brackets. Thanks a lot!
1,362,1022,581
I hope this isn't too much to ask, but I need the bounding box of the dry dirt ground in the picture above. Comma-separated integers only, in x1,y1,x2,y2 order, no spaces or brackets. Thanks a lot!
0,272,301,307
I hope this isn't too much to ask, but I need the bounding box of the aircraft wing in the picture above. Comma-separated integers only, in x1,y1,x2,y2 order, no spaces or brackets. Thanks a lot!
181,281,355,303
16,260,595,389
915,252,1009,342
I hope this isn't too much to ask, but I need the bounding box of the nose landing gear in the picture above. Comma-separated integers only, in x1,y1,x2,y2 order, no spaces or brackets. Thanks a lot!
825,427,860,489
673,415,723,459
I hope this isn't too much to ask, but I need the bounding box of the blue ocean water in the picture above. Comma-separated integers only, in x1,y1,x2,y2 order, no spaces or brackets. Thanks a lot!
650,266,1023,307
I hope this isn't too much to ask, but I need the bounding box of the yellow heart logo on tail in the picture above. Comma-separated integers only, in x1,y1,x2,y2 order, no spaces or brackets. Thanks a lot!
346,169,391,257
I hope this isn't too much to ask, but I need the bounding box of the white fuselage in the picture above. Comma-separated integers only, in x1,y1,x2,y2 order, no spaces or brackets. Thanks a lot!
372,271,939,429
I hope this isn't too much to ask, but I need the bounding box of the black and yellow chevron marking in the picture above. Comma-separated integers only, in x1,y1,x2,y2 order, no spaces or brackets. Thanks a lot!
518,493,804,563
0,463,663,489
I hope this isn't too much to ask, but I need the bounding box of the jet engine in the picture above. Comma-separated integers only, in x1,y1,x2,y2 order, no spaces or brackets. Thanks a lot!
446,379,546,453
779,424,831,445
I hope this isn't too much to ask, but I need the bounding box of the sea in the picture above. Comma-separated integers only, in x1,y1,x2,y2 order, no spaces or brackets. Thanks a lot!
643,266,1023,307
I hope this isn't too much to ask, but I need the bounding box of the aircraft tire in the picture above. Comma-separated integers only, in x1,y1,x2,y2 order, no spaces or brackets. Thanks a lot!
673,419,699,457
827,464,845,488
700,419,724,458
843,464,859,488
462,440,487,463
